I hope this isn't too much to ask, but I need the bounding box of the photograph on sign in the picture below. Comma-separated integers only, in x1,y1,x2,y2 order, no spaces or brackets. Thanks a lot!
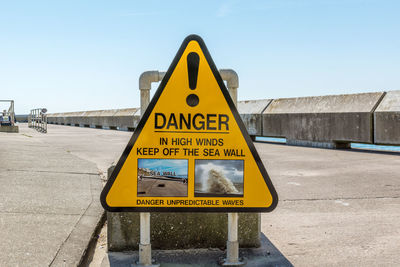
137,158,188,197
194,159,244,197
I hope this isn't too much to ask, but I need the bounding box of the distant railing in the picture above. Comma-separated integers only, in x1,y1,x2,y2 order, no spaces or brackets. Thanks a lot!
29,108,47,133
0,100,15,126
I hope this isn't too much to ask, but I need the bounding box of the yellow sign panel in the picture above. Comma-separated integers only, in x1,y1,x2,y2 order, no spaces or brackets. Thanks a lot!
101,35,278,212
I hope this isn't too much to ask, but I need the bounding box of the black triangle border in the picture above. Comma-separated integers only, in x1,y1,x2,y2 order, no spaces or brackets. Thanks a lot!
100,34,278,212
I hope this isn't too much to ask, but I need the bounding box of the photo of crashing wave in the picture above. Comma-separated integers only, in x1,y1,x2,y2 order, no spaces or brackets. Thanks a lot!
194,159,244,197
137,159,188,197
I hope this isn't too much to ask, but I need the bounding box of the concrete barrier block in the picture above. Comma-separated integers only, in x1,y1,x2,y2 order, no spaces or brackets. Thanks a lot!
0,126,19,133
113,108,140,129
237,99,271,136
262,92,385,145
374,90,400,145
48,108,141,130
107,212,260,251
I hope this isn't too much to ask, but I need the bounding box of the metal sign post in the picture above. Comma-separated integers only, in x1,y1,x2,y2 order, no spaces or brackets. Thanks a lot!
227,213,239,262
220,213,245,266
133,92,159,267
133,212,159,267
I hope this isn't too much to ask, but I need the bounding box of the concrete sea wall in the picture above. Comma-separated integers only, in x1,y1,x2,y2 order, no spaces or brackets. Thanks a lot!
262,92,386,148
237,99,272,137
48,108,140,131
47,90,400,146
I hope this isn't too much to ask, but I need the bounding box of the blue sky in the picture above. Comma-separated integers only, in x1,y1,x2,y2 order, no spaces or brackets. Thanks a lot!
1,0,399,114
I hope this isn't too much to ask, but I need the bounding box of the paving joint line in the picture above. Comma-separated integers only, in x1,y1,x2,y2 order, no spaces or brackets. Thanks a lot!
48,194,94,266
282,196,400,202
5,169,99,175
0,210,86,216
48,168,103,266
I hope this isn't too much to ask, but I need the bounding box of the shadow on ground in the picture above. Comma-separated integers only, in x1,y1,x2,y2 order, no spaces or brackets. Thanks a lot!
103,233,293,267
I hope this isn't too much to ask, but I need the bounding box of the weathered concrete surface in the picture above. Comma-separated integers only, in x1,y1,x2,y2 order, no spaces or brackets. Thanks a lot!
238,99,271,136
0,123,131,266
45,91,400,147
107,212,260,251
374,90,400,145
262,92,385,145
0,125,19,132
258,142,400,267
102,233,290,267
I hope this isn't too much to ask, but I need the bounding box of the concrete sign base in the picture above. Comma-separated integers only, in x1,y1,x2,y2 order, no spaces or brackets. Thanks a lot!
0,125,19,133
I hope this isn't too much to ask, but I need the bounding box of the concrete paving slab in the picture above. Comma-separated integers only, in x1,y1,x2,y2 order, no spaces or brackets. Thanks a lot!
255,141,400,266
0,123,128,266
262,198,400,267
0,213,78,266
0,170,92,214
23,123,131,173
256,143,400,200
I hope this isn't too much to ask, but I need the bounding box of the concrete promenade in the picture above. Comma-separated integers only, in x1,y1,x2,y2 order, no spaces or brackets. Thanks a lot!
259,142,400,266
0,123,131,266
1,123,399,266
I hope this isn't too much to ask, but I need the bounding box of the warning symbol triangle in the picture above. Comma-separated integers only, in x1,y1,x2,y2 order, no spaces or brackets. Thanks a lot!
101,35,278,212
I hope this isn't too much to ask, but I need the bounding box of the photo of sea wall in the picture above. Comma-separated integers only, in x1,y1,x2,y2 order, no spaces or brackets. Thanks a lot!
137,159,188,197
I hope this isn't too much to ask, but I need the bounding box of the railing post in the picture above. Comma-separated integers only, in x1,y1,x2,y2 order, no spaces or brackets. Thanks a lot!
29,108,47,133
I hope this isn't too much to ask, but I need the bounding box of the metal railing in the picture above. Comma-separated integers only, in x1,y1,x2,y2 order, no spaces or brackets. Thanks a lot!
0,100,15,126
29,108,47,133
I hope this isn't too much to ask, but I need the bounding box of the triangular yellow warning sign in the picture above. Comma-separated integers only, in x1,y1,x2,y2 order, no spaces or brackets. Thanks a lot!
101,35,278,212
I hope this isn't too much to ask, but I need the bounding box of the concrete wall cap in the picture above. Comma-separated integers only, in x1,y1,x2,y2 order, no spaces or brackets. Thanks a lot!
375,90,400,112
114,108,139,116
238,99,272,114
264,92,385,114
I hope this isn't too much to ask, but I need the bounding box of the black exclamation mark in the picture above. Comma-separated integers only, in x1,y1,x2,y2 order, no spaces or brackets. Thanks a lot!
186,52,200,107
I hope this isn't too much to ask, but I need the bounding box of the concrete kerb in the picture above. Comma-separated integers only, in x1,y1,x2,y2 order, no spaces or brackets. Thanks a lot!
50,173,105,267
